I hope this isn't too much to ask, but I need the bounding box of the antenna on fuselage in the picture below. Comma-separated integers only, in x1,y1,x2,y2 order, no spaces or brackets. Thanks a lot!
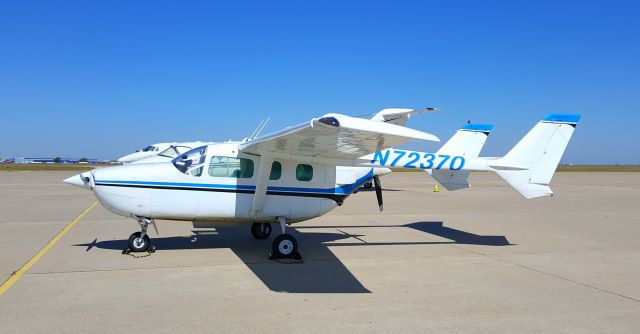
248,117,270,141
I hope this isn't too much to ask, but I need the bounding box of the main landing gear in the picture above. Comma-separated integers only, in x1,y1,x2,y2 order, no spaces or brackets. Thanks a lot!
272,234,298,259
264,217,300,260
126,217,156,253
250,222,272,239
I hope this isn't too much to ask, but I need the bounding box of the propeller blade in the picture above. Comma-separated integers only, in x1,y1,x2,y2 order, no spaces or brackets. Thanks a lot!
373,175,383,212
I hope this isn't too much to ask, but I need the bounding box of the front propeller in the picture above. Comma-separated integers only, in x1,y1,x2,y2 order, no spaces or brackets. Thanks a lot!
373,175,383,212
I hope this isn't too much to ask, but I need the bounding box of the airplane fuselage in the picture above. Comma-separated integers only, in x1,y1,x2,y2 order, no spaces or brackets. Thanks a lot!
89,143,375,225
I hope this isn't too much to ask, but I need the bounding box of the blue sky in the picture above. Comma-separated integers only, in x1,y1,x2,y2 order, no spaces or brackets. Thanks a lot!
1,1,638,163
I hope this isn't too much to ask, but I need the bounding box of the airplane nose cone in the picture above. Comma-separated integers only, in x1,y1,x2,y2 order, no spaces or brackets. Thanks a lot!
63,171,93,189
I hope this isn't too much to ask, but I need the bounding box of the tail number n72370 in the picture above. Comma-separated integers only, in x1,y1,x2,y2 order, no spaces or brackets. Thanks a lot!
370,150,465,170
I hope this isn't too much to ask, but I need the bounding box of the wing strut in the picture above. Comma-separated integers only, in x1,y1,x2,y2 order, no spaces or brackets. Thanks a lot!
250,154,273,219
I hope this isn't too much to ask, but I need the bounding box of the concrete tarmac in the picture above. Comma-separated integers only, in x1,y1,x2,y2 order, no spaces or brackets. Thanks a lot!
0,171,639,333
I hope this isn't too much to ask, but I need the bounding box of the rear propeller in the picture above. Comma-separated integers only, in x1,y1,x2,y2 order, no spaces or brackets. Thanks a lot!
373,175,383,212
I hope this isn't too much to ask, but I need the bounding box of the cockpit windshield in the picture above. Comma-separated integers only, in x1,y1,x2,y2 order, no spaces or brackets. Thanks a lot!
172,146,207,176
142,145,156,152
159,146,180,158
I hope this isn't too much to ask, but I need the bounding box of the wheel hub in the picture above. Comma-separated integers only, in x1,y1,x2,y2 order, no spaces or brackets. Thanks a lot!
133,238,145,248
278,240,293,255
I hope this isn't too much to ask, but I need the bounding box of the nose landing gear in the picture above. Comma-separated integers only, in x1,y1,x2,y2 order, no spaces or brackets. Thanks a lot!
125,217,156,253
128,232,150,252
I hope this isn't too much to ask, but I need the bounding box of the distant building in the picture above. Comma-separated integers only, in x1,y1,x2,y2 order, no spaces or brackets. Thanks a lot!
12,158,33,164
6,157,105,164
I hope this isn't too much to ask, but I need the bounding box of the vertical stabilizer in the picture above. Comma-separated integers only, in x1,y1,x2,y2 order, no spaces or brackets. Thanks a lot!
430,124,493,190
491,114,581,199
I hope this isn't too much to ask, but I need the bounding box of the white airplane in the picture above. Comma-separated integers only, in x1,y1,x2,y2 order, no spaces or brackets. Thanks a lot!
64,112,580,259
117,142,208,163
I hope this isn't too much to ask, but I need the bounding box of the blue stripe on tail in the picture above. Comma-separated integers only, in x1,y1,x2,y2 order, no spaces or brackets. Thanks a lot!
461,124,494,132
542,114,581,124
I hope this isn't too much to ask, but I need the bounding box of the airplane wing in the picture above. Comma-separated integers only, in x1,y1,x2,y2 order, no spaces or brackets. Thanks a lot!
371,107,438,126
239,113,440,163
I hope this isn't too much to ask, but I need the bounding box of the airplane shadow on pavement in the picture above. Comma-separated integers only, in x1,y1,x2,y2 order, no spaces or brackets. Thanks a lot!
75,221,511,294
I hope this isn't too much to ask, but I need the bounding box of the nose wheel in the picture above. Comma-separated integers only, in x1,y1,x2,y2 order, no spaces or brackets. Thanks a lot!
128,232,151,252
125,217,156,253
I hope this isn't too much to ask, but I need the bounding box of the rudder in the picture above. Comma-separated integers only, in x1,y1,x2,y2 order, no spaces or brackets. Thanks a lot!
492,114,581,199
430,123,493,190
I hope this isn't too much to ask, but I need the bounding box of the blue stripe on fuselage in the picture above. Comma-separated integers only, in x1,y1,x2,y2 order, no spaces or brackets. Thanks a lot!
95,168,374,196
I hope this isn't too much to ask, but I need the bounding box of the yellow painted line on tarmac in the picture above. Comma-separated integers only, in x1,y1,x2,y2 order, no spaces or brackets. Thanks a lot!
0,200,99,297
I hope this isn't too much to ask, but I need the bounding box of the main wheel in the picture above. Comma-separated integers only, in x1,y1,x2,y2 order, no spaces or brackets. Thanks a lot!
251,223,272,239
128,232,150,252
272,234,297,258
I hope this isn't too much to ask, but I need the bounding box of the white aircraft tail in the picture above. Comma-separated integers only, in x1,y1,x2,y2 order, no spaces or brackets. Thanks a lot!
490,114,581,199
430,123,493,190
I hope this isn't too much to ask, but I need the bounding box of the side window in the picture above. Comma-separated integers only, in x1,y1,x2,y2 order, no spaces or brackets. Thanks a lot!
208,156,229,177
232,157,254,178
296,164,313,182
269,161,282,180
208,156,254,178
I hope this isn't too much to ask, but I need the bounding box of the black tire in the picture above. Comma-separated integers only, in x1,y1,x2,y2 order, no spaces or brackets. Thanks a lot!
128,232,150,252
251,223,272,239
363,180,373,189
272,234,297,258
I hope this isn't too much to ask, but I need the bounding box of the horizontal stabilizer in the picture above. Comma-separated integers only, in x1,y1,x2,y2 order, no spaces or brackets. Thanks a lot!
429,170,472,191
